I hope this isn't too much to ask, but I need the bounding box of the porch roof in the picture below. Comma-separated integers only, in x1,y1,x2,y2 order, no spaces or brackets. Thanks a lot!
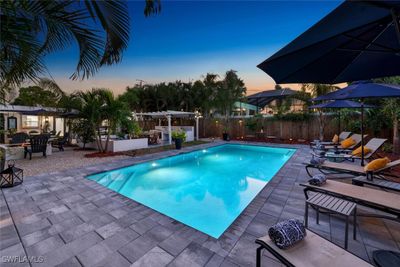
0,105,79,117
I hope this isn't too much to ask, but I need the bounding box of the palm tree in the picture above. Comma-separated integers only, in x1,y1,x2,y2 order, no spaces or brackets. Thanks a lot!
75,88,131,153
374,76,400,154
0,0,161,92
302,83,339,140
75,89,106,152
98,89,131,152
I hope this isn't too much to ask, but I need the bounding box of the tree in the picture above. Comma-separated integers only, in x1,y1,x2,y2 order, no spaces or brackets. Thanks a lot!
100,89,131,152
0,0,161,93
302,83,339,140
215,70,246,118
118,87,140,111
75,88,132,153
13,86,61,107
72,118,95,149
75,89,106,152
373,76,400,154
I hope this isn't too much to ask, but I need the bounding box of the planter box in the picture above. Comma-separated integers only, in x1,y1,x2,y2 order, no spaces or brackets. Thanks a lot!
78,138,148,152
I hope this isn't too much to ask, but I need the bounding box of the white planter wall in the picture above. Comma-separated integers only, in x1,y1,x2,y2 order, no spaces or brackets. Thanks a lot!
78,138,148,152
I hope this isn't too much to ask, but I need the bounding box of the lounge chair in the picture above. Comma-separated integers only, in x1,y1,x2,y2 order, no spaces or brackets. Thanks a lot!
310,131,352,146
24,134,49,160
352,176,400,193
314,134,366,152
256,229,372,267
305,159,400,178
300,180,400,221
313,137,387,162
352,138,387,160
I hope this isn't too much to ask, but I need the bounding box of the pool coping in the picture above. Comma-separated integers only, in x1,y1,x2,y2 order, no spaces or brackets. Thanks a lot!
84,142,297,239
2,140,318,266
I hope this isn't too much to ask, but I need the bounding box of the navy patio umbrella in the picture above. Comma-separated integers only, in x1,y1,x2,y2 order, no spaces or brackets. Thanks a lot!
258,0,400,84
309,100,375,134
313,81,400,166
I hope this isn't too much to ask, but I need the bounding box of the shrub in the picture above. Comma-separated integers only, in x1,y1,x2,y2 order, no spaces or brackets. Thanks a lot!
172,130,186,142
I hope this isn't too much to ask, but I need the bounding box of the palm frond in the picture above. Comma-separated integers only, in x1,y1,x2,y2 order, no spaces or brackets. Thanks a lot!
38,78,65,100
1,0,160,86
84,0,130,66
144,0,161,16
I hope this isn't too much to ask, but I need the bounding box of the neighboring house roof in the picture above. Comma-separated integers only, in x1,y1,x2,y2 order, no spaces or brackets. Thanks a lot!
247,88,300,107
0,104,79,116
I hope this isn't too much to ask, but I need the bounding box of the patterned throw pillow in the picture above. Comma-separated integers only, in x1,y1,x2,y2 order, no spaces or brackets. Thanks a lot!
310,157,325,165
268,219,306,249
308,174,327,186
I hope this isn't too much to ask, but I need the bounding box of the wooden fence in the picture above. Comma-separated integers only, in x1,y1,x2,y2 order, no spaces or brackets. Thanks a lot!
139,115,392,142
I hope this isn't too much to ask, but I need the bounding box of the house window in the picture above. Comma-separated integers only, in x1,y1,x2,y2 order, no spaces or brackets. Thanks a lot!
22,115,39,128
7,116,17,129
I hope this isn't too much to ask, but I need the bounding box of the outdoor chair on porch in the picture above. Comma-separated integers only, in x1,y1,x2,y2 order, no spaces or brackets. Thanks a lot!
10,132,29,144
51,132,69,151
24,134,49,160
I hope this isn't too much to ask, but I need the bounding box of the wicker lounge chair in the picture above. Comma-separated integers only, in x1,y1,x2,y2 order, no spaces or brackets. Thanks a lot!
24,134,49,160
310,131,352,146
255,229,372,267
300,180,400,221
305,159,400,178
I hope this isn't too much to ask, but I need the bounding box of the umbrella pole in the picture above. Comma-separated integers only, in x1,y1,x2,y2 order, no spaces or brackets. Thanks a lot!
338,111,341,133
361,100,365,166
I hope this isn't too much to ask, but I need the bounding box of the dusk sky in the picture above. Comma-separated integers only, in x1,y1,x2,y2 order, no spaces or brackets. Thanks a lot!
45,0,341,95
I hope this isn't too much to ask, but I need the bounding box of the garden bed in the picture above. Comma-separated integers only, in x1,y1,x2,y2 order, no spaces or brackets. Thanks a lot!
84,151,125,158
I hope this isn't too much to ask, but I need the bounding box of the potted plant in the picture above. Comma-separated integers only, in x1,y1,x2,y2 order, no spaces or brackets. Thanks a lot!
222,126,230,141
172,130,186,149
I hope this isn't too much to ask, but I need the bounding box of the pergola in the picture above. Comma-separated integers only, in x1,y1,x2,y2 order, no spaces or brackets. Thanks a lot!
134,110,201,144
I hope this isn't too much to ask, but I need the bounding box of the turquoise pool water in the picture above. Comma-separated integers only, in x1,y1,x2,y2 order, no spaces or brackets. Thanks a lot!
87,144,295,238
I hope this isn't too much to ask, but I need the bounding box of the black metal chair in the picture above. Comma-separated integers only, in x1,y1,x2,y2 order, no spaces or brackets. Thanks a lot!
24,135,49,160
10,132,29,144
51,132,69,151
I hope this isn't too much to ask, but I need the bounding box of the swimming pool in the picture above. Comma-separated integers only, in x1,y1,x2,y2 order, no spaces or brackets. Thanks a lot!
87,144,295,238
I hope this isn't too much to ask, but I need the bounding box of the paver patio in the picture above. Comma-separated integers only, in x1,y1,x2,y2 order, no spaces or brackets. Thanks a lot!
1,141,399,266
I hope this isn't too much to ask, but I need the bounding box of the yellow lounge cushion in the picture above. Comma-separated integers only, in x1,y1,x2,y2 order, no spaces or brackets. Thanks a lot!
364,157,391,172
332,134,339,144
340,137,356,149
351,146,372,156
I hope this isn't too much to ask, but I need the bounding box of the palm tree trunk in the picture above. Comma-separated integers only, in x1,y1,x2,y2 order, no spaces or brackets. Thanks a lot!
105,131,110,152
393,117,399,154
318,110,325,141
96,128,104,152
